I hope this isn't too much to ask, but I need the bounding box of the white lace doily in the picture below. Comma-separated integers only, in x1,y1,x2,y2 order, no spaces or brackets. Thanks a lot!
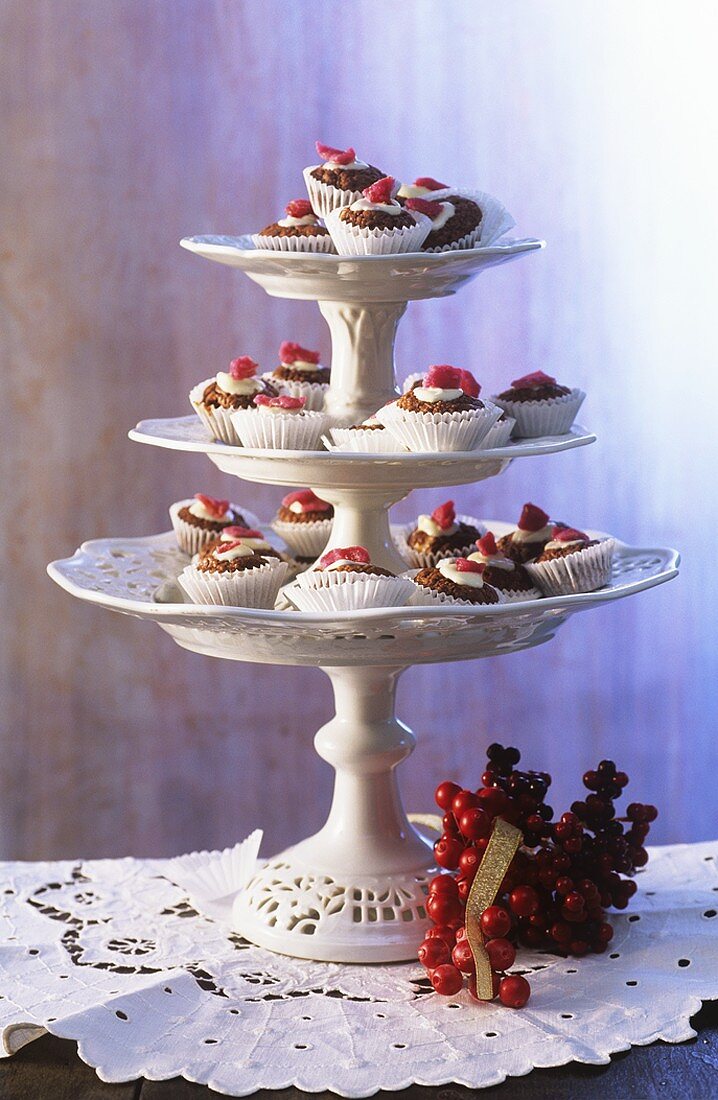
0,840,716,1095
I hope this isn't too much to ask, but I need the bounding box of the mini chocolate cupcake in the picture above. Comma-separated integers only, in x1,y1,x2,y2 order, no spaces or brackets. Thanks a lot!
325,177,432,256
303,142,386,218
405,195,483,252
189,356,277,446
493,370,586,438
251,198,335,254
496,503,553,564
524,526,616,596
290,546,415,613
468,531,541,601
169,494,254,556
178,538,290,608
266,341,330,411
271,489,334,560
231,394,329,451
375,364,501,452
399,500,484,569
412,557,501,607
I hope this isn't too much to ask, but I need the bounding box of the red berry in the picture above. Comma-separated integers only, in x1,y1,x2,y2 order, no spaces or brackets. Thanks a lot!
477,787,509,816
427,892,462,924
430,963,464,996
551,921,572,943
434,834,464,870
499,974,531,1008
451,939,475,973
509,885,540,917
456,874,473,902
429,874,458,896
555,876,574,896
418,937,450,969
425,925,456,948
458,847,482,878
564,891,585,914
486,937,516,971
480,906,512,939
452,789,480,817
459,807,491,840
596,921,614,943
435,781,461,810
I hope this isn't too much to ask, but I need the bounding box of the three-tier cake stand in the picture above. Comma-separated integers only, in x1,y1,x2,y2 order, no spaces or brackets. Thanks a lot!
48,232,679,965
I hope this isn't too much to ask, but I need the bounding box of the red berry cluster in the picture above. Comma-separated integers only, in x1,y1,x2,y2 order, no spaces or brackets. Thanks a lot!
419,744,657,1007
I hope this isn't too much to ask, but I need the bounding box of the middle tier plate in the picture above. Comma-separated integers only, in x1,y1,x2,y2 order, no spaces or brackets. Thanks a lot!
129,416,596,490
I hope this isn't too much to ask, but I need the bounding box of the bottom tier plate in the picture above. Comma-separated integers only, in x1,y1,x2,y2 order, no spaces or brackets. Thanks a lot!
48,524,679,667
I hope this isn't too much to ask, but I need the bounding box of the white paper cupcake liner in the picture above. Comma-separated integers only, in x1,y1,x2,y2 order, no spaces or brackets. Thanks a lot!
262,374,328,412
177,559,290,608
303,165,367,218
524,538,616,596
169,500,262,556
409,578,504,608
189,380,242,446
423,188,516,247
493,388,585,438
422,224,483,254
165,830,263,911
251,231,336,254
394,514,487,570
375,400,502,453
230,409,330,451
270,516,333,558
490,583,543,603
481,416,516,449
324,426,407,453
325,209,432,256
290,569,415,613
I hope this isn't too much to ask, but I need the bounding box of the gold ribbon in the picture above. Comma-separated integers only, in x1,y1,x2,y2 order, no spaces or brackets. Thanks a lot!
409,812,522,999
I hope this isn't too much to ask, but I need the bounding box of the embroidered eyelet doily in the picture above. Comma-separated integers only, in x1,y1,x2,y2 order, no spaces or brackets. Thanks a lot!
0,840,716,1095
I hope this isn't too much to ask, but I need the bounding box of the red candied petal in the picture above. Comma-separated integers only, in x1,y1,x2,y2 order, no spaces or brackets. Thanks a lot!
279,341,321,365
281,489,331,512
510,369,557,389
518,502,550,532
431,500,456,530
315,142,356,165
285,198,314,219
362,176,396,204
228,356,258,380
223,526,263,539
476,531,498,556
254,394,305,409
405,198,444,219
215,539,244,553
320,546,371,568
454,558,486,574
195,493,230,518
424,364,462,390
457,369,481,398
552,525,589,542
414,176,449,190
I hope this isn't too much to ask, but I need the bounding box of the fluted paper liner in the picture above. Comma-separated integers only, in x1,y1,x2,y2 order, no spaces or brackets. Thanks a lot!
303,165,366,218
230,408,330,451
375,400,502,453
481,416,516,448
289,569,415,613
524,538,616,596
325,208,432,256
493,388,585,439
409,577,505,608
424,187,516,248
394,514,487,570
325,426,408,453
251,231,336,254
178,559,290,608
166,830,263,911
189,379,243,446
169,500,262,556
270,516,333,558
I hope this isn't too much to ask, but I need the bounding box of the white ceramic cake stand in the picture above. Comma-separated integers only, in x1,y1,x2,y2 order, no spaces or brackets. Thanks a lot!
48,238,680,963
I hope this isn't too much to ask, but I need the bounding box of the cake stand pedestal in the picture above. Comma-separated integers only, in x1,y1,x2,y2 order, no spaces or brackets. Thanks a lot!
317,301,405,423
233,665,434,962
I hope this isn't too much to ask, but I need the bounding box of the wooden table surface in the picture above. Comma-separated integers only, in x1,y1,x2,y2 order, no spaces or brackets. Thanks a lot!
1,1001,716,1100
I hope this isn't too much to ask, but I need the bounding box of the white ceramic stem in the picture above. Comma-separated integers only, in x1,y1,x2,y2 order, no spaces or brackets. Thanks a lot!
308,486,409,573
318,300,405,424
233,665,435,962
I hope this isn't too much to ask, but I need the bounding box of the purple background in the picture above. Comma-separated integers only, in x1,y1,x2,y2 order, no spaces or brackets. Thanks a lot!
1,1,715,857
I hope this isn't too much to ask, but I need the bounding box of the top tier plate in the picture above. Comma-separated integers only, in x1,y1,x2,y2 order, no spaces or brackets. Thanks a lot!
179,235,544,302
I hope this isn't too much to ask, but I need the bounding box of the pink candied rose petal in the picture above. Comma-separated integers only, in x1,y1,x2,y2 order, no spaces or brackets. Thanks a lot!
424,364,462,390
229,356,258,380
285,199,314,218
315,142,356,166
476,532,498,556
320,546,371,568
551,525,589,543
281,489,331,513
405,197,444,220
194,493,230,518
510,370,558,389
223,526,263,539
457,369,481,398
254,394,306,410
454,558,486,574
414,176,449,190
518,503,550,532
278,341,321,365
362,176,396,204
431,500,456,530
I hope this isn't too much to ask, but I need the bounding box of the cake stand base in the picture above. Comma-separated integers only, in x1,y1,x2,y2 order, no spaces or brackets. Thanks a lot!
232,665,436,962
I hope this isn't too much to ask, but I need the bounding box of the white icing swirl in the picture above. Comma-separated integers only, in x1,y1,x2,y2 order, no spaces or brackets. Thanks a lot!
213,542,254,562
437,558,485,588
288,500,327,515
323,156,369,171
416,514,457,538
280,359,322,374
543,537,588,551
412,385,463,404
220,532,271,551
397,182,433,199
188,499,232,523
215,372,262,397
512,524,552,545
277,214,319,228
428,201,455,230
348,197,404,216
468,550,515,572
